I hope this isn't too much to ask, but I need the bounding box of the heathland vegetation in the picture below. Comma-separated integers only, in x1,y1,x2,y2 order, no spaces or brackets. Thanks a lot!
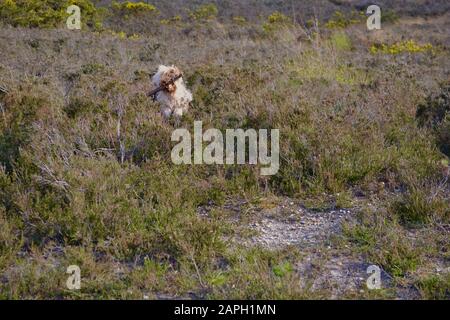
0,0,448,299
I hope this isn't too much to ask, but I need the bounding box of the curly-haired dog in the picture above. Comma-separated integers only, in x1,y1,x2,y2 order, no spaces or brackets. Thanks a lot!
151,65,193,118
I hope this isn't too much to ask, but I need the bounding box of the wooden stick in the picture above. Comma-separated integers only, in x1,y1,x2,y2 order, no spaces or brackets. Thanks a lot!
147,74,182,99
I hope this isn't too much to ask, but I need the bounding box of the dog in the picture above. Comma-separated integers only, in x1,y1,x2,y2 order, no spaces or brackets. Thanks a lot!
151,65,193,118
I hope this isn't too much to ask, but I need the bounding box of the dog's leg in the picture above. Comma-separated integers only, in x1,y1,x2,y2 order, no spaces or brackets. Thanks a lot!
172,108,184,127
173,107,183,118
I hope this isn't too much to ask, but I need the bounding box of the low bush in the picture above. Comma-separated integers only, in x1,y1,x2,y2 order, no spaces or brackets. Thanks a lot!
0,0,103,29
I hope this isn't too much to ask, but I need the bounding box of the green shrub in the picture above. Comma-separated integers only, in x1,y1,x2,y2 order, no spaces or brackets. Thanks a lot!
160,15,183,26
108,1,159,34
0,0,103,29
370,40,434,55
390,185,448,225
189,3,218,22
417,274,450,299
344,216,421,278
111,1,158,17
262,11,291,33
416,84,450,156
325,10,365,29
232,16,247,25
0,94,45,172
330,32,352,51
381,10,399,24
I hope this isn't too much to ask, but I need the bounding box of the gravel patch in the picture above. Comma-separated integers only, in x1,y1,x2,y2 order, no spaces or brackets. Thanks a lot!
248,207,353,248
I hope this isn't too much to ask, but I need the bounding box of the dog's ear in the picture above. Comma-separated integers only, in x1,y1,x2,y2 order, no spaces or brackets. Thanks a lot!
172,66,182,77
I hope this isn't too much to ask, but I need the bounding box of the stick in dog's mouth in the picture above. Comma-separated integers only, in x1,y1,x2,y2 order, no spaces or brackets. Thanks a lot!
148,73,182,99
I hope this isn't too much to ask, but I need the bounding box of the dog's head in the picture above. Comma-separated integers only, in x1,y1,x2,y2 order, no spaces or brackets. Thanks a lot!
160,66,182,94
